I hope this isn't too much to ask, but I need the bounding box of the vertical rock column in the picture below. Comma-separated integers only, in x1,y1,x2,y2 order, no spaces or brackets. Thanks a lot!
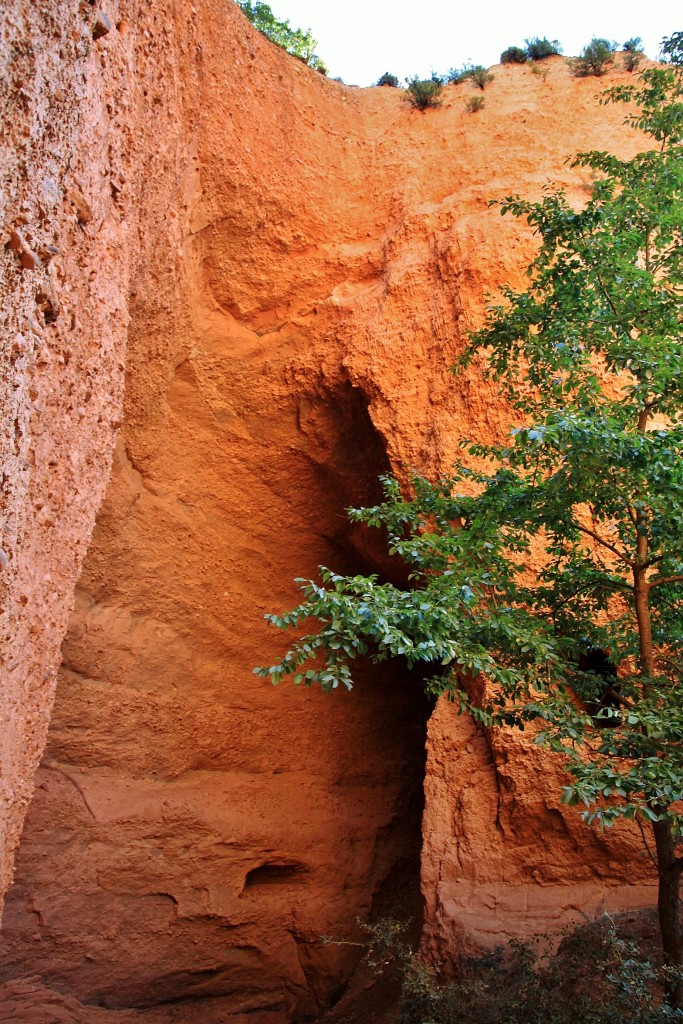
0,0,195,911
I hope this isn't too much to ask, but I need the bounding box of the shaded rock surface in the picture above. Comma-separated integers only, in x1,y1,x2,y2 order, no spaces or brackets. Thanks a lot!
0,1,659,1020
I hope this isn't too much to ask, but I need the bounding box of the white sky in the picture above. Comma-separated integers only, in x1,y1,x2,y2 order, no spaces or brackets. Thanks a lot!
263,1,682,86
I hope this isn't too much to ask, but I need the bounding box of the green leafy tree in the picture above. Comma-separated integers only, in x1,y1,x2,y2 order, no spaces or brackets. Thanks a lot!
237,0,328,73
257,34,683,1006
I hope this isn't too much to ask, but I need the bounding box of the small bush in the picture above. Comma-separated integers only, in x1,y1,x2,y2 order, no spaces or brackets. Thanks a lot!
405,76,444,109
529,60,550,81
572,37,617,77
525,36,562,60
465,95,485,113
500,46,528,64
470,66,494,89
623,37,644,72
377,72,399,87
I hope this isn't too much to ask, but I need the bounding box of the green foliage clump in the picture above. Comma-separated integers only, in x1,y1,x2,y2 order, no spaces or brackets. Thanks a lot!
624,37,645,72
445,64,474,84
470,66,494,89
377,72,399,87
446,65,493,88
465,95,485,113
572,37,617,77
237,0,327,73
405,76,444,109
500,46,528,65
525,36,563,60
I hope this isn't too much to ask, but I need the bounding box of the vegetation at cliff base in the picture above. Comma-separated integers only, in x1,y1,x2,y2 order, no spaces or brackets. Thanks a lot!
360,914,680,1023
237,0,327,73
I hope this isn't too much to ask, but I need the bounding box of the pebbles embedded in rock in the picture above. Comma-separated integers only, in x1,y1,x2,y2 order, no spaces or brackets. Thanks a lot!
68,186,93,225
92,11,112,39
7,229,39,271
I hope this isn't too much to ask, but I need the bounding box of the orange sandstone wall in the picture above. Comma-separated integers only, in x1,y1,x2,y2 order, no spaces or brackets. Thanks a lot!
421,702,655,965
0,1,658,1019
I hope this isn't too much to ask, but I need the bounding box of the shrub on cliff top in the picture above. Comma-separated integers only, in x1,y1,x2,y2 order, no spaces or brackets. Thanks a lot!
623,37,645,72
446,64,477,85
405,76,444,109
572,37,617,77
501,46,528,65
525,36,562,60
377,72,400,87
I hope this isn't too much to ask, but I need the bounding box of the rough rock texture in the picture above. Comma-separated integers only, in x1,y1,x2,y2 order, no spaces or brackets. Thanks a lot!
0,1,661,1020
421,701,655,964
0,976,142,1023
0,0,193,910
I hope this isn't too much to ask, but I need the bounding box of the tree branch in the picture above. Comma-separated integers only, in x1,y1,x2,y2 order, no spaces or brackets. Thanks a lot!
603,684,634,709
576,524,634,566
649,574,683,590
549,577,630,620
636,816,658,870
593,269,634,346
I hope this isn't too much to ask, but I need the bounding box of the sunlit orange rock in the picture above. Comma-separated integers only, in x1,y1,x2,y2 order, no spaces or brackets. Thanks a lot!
0,0,657,1019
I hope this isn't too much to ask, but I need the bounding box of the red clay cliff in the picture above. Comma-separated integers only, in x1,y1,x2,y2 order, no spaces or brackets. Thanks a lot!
0,2,659,1020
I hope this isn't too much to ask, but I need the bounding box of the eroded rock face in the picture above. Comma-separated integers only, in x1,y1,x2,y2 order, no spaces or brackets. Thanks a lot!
0,0,659,1018
0,0,172,908
421,701,655,965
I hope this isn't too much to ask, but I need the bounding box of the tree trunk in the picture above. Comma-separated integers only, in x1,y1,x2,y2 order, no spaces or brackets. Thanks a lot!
632,545,683,1006
652,817,683,1009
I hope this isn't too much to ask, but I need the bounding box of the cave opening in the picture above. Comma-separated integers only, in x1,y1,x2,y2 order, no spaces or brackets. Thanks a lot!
296,378,433,938
577,648,622,728
0,375,434,1022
